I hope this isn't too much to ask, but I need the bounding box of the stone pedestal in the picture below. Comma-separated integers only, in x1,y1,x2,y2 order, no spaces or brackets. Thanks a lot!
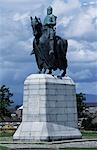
13,74,81,141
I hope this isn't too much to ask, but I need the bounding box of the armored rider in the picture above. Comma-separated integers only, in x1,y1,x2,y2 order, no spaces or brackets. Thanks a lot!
43,6,57,55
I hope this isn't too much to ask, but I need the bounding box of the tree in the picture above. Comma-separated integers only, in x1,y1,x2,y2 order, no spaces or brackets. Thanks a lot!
0,85,14,120
76,93,86,118
82,112,97,130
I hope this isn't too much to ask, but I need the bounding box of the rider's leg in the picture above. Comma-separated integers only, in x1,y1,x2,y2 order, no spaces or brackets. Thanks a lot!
49,39,54,55
49,29,54,55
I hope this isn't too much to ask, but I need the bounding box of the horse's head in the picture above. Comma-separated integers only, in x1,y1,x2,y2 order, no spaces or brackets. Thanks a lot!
30,16,42,39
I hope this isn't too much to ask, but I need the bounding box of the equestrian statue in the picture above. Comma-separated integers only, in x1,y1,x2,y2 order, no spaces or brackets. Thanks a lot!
30,6,68,78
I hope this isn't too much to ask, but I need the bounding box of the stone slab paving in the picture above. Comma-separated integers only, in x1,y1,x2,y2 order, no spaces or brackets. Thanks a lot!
0,139,97,149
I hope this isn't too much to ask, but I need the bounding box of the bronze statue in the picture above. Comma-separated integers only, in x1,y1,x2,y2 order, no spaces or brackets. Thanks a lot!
43,6,57,55
30,6,68,78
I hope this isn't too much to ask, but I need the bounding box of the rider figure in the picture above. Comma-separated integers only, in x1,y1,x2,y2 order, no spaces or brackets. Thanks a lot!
43,6,57,55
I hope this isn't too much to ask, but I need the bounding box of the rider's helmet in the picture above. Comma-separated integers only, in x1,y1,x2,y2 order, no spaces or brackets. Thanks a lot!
47,6,53,15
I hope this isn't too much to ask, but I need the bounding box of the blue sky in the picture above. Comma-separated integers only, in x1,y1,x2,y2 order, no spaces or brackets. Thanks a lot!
0,0,97,105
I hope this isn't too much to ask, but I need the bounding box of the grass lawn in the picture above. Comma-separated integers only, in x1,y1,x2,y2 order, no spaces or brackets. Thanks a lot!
0,148,97,150
0,133,13,137
60,148,97,150
0,131,97,150
0,147,97,150
81,131,97,137
0,146,10,150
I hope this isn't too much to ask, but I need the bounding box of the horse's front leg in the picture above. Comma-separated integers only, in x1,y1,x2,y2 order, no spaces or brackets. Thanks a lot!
42,68,46,74
57,69,66,79
37,69,42,74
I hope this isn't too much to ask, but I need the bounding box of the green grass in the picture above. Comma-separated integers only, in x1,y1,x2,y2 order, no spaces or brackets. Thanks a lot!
60,148,97,150
0,133,13,137
0,131,97,150
0,147,97,150
0,146,10,150
81,131,97,137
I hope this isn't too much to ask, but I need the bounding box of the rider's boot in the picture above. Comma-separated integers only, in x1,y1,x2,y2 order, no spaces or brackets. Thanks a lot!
49,40,54,55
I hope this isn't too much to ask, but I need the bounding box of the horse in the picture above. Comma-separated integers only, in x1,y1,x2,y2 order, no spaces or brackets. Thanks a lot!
30,16,68,78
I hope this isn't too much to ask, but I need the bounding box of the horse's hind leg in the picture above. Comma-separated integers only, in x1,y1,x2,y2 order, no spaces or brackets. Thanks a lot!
37,69,42,74
49,69,52,74
42,68,46,74
47,69,52,75
61,69,66,77
57,69,66,79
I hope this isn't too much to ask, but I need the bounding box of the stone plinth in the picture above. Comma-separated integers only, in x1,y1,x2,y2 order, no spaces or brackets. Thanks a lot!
13,74,81,141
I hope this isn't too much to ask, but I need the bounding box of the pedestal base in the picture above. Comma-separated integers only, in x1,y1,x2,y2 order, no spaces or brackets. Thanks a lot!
14,122,81,141
13,74,81,141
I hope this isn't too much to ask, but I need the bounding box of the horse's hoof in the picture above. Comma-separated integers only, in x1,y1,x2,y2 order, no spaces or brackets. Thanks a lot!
38,70,42,74
57,75,62,79
46,69,52,75
47,72,52,75
42,68,46,74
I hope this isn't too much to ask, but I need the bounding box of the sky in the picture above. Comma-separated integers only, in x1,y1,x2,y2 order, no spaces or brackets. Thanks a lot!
0,0,97,105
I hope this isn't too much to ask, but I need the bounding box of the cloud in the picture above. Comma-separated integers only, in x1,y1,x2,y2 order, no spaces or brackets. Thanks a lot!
49,0,97,46
66,14,96,41
69,49,97,62
67,39,97,84
0,0,97,103
68,40,97,62
13,12,30,22
52,0,80,16
76,82,97,95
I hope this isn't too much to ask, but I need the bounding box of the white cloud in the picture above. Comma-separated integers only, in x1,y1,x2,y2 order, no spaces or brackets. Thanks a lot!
76,82,97,95
68,49,97,62
86,6,97,18
72,69,92,80
68,39,97,62
13,12,30,21
88,1,97,5
66,11,96,41
0,0,97,103
52,0,80,16
53,1,97,41
57,16,73,27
